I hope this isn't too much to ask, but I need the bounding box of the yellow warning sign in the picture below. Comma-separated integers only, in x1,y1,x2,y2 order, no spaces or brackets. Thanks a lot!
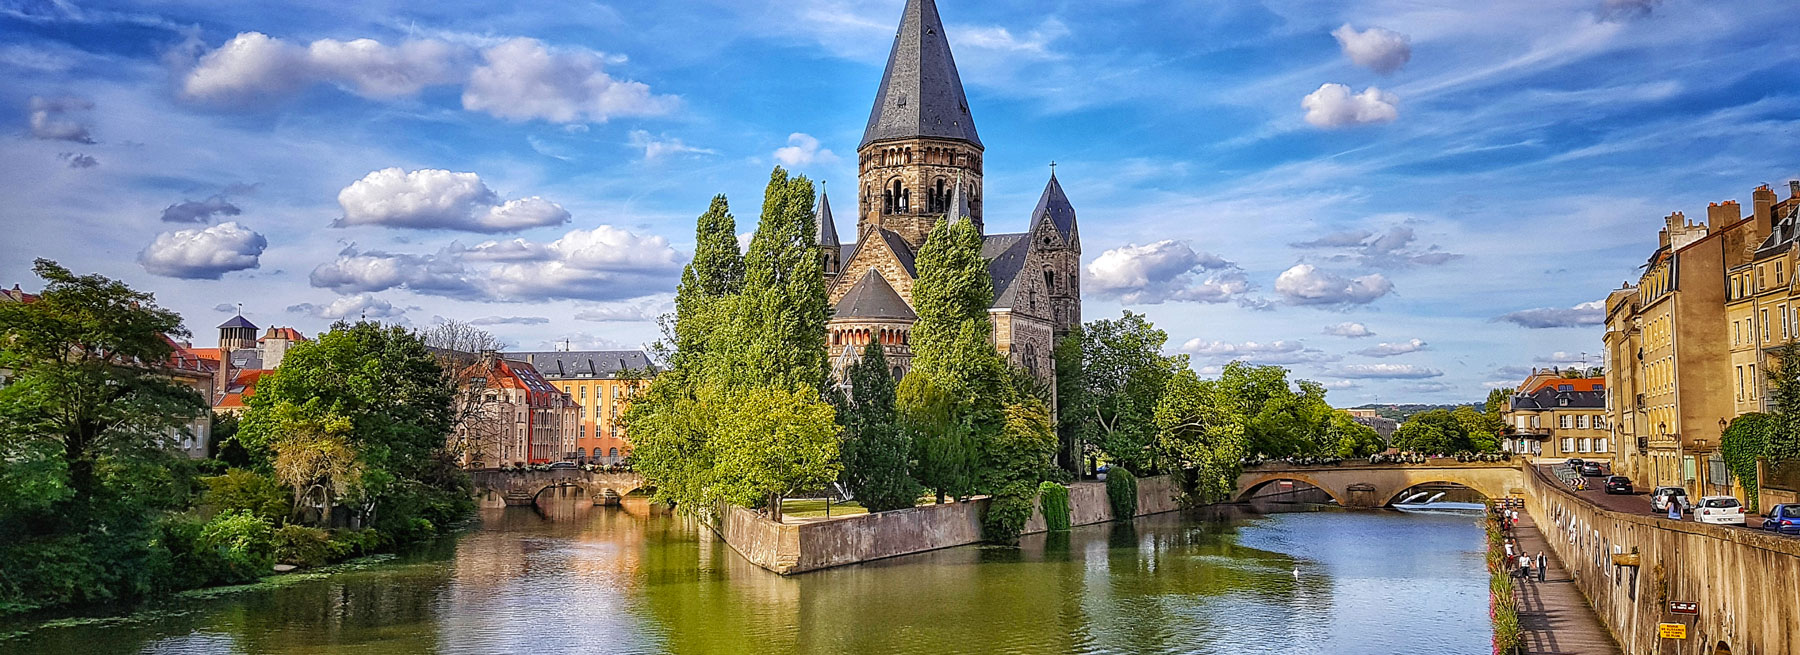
1658,623,1687,639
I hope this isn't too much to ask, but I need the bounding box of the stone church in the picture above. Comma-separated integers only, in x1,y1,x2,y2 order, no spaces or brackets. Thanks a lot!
820,0,1082,384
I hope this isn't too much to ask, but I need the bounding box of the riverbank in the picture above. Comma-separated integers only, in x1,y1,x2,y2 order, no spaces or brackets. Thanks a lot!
717,474,1182,574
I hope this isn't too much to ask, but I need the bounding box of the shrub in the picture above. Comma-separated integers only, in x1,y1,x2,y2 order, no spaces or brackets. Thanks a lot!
273,525,349,568
982,482,1037,543
1038,481,1071,532
331,528,381,557
198,510,275,583
202,469,292,524
1106,467,1138,519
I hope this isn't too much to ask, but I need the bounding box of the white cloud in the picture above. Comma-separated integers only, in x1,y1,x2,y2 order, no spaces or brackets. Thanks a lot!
574,295,673,322
462,38,676,123
1323,322,1374,338
58,152,98,168
1301,83,1398,128
287,293,404,319
1292,225,1459,268
1535,351,1597,366
1355,338,1427,357
628,130,716,161
160,195,242,223
180,32,462,105
138,221,267,279
310,226,681,302
772,132,838,167
1331,24,1411,75
28,95,94,143
1087,240,1249,304
1333,363,1444,379
952,18,1069,60
469,315,549,326
538,332,633,351
1496,300,1605,328
1274,264,1393,306
333,167,570,233
1178,339,1340,366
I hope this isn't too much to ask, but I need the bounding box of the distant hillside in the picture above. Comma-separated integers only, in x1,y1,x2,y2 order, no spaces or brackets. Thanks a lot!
1350,403,1483,423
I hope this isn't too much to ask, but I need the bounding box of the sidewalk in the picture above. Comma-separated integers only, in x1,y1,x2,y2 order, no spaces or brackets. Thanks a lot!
1508,511,1623,655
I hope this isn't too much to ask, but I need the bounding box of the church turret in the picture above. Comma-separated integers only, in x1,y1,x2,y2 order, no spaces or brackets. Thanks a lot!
1030,172,1082,337
818,187,842,280
857,0,984,246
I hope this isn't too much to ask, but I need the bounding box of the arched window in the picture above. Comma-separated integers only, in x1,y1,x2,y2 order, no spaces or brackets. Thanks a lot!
892,366,904,380
900,188,910,212
1044,270,1055,292
608,447,619,460
888,180,903,214
931,178,947,212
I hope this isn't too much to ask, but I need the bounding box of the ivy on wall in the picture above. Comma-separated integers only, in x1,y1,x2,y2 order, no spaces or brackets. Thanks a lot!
1721,413,1771,512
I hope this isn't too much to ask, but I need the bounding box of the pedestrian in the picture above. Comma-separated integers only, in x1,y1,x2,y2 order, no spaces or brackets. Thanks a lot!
1536,551,1547,582
1517,554,1531,580
1505,540,1514,558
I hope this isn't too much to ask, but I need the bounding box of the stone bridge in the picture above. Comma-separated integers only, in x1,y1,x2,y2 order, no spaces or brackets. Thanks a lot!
1235,461,1526,508
470,469,649,508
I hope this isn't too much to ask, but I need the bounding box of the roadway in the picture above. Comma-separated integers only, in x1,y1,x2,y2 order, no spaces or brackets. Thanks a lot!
1535,463,1774,534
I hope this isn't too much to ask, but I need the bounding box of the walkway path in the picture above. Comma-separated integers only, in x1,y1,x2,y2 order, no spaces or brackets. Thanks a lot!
1509,511,1623,655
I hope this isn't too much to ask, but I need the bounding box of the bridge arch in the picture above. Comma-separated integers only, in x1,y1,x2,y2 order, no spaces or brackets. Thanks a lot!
1382,480,1498,506
469,469,649,508
1234,472,1350,506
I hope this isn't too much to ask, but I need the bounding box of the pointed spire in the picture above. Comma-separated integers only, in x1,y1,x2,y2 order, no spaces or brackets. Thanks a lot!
860,0,981,150
817,186,840,247
1030,172,1076,240
945,175,971,221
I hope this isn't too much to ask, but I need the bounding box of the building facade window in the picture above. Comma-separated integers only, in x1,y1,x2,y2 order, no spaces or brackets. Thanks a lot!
1562,438,1576,453
1560,415,1573,429
1576,415,1589,429
1597,437,1608,453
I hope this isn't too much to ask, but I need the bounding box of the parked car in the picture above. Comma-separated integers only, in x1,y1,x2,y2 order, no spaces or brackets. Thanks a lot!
1760,504,1800,535
1603,476,1633,494
1566,458,1585,470
1650,486,1689,512
1694,496,1746,525
1579,462,1605,476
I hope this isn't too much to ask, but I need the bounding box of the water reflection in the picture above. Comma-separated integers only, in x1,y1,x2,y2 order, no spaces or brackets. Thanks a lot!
3,498,1489,655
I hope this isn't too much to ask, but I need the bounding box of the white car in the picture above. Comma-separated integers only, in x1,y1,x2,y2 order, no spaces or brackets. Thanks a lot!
1695,496,1746,525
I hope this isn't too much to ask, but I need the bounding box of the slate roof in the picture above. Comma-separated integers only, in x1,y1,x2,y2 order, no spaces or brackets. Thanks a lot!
1030,173,1077,241
878,229,918,277
833,270,916,321
1510,387,1605,411
860,0,981,149
817,190,840,247
509,350,655,379
982,233,1030,308
218,315,257,330
1754,197,1800,259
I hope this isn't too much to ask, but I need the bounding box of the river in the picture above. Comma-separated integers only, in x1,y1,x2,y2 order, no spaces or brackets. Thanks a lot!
2,500,1492,655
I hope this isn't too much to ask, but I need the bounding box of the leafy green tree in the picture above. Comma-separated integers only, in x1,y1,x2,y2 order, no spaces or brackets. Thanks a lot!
1328,412,1386,458
236,321,467,535
668,195,744,371
1213,363,1337,457
1154,369,1246,502
1484,387,1515,416
202,469,292,524
1391,408,1499,454
707,383,840,521
718,168,830,392
1053,331,1086,474
899,375,980,503
1765,340,1800,461
1077,311,1184,475
835,341,920,512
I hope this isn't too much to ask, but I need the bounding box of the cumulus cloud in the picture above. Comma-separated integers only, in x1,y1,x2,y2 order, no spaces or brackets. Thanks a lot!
1496,300,1605,328
1332,363,1443,379
160,195,242,223
287,293,404,319
575,296,673,322
58,152,98,168
138,221,267,279
1275,264,1393,306
469,315,549,326
1324,322,1374,338
1302,83,1398,128
1331,24,1410,74
1178,339,1340,366
462,38,676,123
628,130,716,161
773,132,838,167
1292,225,1458,268
179,32,462,105
1087,240,1250,304
310,226,681,302
28,95,94,143
1355,338,1427,357
334,167,571,233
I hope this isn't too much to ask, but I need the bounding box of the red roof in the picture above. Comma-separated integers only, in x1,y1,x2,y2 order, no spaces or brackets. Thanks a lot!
216,369,268,408
1522,376,1604,393
162,336,217,377
259,326,307,342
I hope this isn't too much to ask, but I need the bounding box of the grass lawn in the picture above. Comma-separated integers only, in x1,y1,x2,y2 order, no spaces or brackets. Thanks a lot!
780,498,868,519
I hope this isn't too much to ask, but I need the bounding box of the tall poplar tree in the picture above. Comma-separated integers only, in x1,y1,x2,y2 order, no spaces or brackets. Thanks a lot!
668,195,743,372
724,168,830,392
835,341,919,511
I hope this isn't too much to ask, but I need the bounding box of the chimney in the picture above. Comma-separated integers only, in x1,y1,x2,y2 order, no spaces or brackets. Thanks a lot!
1790,180,1800,200
1707,200,1740,229
1753,184,1777,241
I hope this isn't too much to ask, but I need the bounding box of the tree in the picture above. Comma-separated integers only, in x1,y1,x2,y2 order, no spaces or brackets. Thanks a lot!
1154,369,1246,502
1328,412,1385,458
1215,363,1337,458
1484,387,1515,416
1053,331,1086,474
1765,340,1800,461
835,341,919,512
1390,408,1500,454
899,375,980,503
667,195,744,371
419,319,502,466
717,168,830,392
266,408,360,526
237,321,465,535
1077,311,1184,475
707,382,840,522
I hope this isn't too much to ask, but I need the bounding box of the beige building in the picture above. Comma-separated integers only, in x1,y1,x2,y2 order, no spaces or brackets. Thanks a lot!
510,351,653,465
1503,372,1611,460
454,355,579,467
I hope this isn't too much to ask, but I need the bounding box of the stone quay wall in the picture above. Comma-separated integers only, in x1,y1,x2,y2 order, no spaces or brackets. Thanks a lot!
717,474,1182,575
1522,464,1800,655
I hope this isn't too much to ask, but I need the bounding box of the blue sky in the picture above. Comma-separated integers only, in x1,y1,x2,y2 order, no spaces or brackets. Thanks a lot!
4,0,1799,404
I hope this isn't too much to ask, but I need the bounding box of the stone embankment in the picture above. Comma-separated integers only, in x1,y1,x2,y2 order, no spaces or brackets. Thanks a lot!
1522,464,1800,655
718,475,1181,575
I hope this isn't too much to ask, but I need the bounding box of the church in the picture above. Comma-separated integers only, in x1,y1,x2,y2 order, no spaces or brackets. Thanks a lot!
819,0,1082,384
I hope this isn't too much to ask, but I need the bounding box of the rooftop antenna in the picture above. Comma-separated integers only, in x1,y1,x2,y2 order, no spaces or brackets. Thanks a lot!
236,302,244,316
